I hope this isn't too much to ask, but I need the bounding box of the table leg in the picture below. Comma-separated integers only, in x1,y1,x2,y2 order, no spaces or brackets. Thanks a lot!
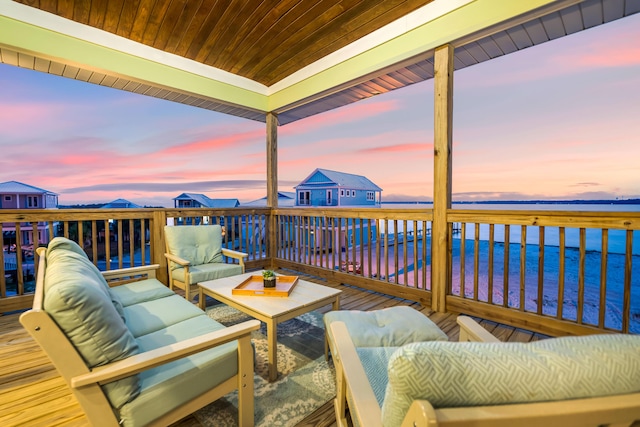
198,287,206,310
267,319,278,382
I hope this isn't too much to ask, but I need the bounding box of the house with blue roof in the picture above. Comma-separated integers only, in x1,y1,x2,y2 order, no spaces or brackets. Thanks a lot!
101,198,142,209
172,193,240,209
294,169,382,207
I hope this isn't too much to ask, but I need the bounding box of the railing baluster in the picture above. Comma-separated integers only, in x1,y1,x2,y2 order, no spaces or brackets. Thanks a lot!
474,223,480,301
599,229,608,328
519,225,526,312
557,227,565,319
623,230,633,333
460,222,466,298
578,228,586,324
488,224,494,304
537,226,545,315
503,224,510,308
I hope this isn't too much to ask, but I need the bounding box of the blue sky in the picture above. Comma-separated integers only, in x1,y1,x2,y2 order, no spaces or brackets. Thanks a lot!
0,13,639,207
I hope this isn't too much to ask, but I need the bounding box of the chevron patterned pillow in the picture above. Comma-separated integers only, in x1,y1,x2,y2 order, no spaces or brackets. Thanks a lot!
382,334,640,427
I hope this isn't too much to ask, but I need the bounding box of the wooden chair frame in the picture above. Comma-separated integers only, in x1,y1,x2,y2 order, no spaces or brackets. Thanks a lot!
330,316,640,427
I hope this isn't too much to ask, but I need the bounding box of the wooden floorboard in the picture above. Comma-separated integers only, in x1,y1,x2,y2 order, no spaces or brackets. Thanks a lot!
0,269,541,427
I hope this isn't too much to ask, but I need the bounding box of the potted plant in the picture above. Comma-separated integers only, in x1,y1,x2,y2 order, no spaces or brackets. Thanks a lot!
262,270,276,288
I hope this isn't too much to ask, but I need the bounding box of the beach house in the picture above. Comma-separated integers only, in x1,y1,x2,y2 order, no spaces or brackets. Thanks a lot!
1,1,639,425
172,193,240,209
294,168,382,207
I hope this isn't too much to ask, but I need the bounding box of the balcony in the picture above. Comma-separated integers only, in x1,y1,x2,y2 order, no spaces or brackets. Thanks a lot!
1,206,638,425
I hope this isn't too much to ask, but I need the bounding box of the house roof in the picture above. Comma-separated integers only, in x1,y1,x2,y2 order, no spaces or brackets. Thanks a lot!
242,191,297,207
101,198,142,209
0,180,57,195
295,169,382,192
2,1,637,125
174,193,240,208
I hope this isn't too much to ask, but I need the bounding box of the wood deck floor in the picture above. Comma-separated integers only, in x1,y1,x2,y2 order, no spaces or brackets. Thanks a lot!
0,270,548,427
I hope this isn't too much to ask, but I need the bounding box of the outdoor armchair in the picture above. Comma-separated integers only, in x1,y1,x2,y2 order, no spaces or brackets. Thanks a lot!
164,224,248,301
330,316,640,427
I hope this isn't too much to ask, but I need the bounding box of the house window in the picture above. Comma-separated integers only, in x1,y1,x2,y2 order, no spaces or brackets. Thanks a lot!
340,189,344,197
4,196,10,201
351,190,356,197
326,190,332,205
366,191,374,201
27,196,38,208
299,191,310,205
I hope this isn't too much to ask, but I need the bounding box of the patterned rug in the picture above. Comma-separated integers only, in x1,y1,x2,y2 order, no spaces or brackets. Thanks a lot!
194,304,336,427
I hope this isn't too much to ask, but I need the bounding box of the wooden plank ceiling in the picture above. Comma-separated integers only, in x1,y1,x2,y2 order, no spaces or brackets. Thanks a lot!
13,0,435,87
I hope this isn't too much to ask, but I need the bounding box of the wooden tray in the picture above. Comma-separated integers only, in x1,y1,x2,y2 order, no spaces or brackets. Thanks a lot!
231,275,299,297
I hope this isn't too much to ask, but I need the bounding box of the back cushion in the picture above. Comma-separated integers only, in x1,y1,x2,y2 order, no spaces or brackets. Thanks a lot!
382,335,640,427
44,237,140,409
164,225,223,270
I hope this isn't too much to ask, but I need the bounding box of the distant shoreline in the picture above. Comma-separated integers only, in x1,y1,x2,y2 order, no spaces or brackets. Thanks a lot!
384,199,640,205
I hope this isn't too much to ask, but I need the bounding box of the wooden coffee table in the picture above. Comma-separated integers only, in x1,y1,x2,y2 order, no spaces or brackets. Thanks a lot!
198,272,342,382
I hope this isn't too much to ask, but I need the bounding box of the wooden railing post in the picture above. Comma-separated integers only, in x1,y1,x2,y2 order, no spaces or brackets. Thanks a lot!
432,44,454,313
152,210,168,285
266,112,278,269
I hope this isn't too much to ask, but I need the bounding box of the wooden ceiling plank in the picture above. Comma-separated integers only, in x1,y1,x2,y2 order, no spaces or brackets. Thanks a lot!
197,0,251,65
152,0,189,50
204,0,279,70
268,0,432,86
214,0,281,70
116,0,142,38
162,0,204,52
55,0,74,19
141,0,173,46
72,0,91,23
87,0,108,28
191,0,235,63
235,0,350,78
241,0,368,83
129,0,155,41
173,0,219,57
102,0,126,34
198,0,298,70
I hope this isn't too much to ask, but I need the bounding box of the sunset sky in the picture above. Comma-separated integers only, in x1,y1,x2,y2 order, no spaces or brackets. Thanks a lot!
1,13,639,208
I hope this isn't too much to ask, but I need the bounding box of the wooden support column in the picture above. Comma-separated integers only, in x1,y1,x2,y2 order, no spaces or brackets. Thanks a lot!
432,44,454,313
266,112,278,268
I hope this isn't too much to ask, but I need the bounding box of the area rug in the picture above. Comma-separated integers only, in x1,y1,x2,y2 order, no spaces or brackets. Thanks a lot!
194,304,336,427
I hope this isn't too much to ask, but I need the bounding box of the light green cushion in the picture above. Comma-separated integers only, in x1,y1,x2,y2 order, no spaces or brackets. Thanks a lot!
110,279,175,307
47,237,126,320
124,294,205,338
324,307,448,347
170,262,242,285
44,237,139,409
357,347,399,407
164,225,223,271
118,315,238,427
382,335,640,427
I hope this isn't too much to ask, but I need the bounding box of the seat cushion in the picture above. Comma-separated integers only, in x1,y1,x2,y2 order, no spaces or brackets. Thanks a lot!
124,293,206,338
43,237,140,409
110,279,175,307
382,334,640,427
324,307,447,348
171,262,243,285
164,225,223,271
118,314,238,427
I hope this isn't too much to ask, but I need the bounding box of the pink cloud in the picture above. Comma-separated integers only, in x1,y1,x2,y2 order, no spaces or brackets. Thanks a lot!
356,143,432,154
280,98,400,135
158,129,264,156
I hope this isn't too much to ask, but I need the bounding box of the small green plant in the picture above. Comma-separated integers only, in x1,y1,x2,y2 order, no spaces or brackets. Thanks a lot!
262,270,275,278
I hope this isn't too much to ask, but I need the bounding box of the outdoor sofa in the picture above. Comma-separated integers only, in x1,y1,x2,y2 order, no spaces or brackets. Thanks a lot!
20,237,259,426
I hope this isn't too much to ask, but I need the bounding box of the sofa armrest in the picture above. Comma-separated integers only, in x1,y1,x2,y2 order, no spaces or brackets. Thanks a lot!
101,264,160,281
456,316,500,343
330,321,382,427
71,319,260,388
164,252,190,267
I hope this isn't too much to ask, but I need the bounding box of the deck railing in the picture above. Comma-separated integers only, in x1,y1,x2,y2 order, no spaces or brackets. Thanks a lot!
1,207,638,336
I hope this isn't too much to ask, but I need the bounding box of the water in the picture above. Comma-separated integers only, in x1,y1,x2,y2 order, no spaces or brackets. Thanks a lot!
381,202,640,255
